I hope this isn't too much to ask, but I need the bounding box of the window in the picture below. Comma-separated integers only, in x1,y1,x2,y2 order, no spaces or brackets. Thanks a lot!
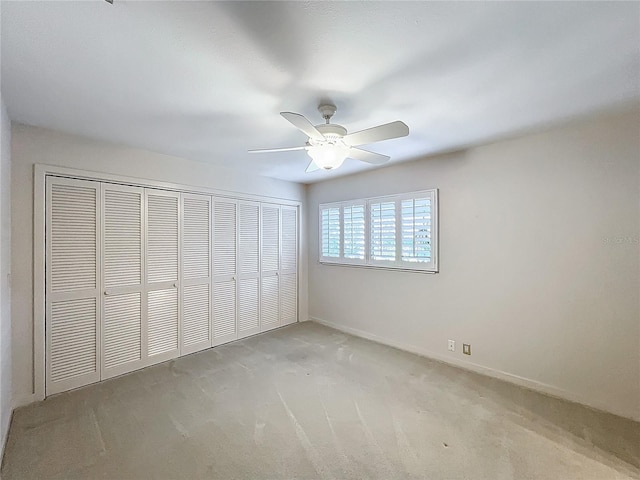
319,189,438,272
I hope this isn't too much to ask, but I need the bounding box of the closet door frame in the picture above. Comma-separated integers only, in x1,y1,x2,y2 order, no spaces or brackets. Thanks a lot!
34,165,301,402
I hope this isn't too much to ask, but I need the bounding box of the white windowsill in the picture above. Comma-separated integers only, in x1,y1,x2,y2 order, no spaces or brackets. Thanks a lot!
318,260,438,274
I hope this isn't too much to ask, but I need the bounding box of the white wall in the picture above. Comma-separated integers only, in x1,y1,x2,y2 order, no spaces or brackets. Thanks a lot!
307,107,640,421
11,124,308,407
0,97,13,452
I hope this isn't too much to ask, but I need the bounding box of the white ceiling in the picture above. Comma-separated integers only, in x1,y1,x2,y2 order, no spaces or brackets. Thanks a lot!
2,2,638,184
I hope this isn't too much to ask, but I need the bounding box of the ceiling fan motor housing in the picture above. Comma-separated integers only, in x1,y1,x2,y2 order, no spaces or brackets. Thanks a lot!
314,123,347,141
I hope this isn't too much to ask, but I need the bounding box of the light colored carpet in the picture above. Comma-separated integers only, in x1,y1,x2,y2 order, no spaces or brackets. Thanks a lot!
2,322,638,479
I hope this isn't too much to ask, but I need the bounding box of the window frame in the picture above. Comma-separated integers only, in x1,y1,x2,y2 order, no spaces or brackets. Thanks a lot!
318,189,438,273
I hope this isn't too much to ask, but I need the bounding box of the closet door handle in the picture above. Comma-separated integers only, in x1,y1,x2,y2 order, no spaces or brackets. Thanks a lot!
173,283,178,288
104,290,111,296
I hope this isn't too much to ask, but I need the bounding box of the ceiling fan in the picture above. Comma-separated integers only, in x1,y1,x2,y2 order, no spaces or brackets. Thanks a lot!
249,104,409,172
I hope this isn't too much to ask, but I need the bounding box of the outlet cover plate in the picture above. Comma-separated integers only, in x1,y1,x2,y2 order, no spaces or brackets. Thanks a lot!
448,340,455,352
463,344,471,355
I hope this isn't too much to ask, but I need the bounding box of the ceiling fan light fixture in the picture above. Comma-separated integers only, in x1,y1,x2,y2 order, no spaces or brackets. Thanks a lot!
307,143,350,170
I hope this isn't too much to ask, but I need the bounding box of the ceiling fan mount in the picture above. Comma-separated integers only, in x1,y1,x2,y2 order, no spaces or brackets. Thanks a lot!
318,104,337,123
249,103,409,173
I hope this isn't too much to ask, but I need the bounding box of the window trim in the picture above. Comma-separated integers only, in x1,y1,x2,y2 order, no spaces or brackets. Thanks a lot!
319,189,438,273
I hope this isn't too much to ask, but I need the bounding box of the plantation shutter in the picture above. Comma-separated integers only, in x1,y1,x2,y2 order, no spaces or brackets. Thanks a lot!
145,190,180,362
260,204,280,332
45,177,100,395
370,201,396,262
343,204,365,262
401,196,433,266
280,206,297,326
212,199,237,345
181,194,212,354
102,184,145,379
320,207,340,260
237,201,260,338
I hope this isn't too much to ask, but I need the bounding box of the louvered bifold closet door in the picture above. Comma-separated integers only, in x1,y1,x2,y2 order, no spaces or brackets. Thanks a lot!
145,190,180,365
260,204,280,332
212,199,238,346
280,206,298,326
46,177,101,395
237,201,260,339
181,193,212,355
102,184,145,379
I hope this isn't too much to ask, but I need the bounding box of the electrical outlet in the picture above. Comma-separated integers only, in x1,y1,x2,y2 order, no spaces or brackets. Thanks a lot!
448,340,455,352
463,344,471,355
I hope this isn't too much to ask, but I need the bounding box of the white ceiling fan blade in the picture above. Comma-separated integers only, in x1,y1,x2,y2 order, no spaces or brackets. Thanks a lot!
281,112,326,142
305,161,320,173
248,146,307,154
348,147,390,165
342,121,409,146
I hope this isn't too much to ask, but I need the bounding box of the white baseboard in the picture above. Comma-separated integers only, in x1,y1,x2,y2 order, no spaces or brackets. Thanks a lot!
309,316,638,422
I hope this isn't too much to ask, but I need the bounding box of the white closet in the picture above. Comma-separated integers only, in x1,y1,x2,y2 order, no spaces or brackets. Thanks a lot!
45,176,299,396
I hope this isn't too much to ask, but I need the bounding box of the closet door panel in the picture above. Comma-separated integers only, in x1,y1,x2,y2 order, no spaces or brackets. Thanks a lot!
238,278,259,336
148,288,179,357
261,205,279,274
181,194,212,354
212,199,237,345
147,193,179,284
183,283,210,350
260,275,279,331
49,298,97,390
212,279,236,343
46,177,100,395
145,190,180,364
281,206,298,274
280,206,298,325
280,273,297,326
102,184,145,379
104,292,142,371
213,200,237,278
237,202,260,338
260,205,280,332
103,189,142,288
183,195,211,280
